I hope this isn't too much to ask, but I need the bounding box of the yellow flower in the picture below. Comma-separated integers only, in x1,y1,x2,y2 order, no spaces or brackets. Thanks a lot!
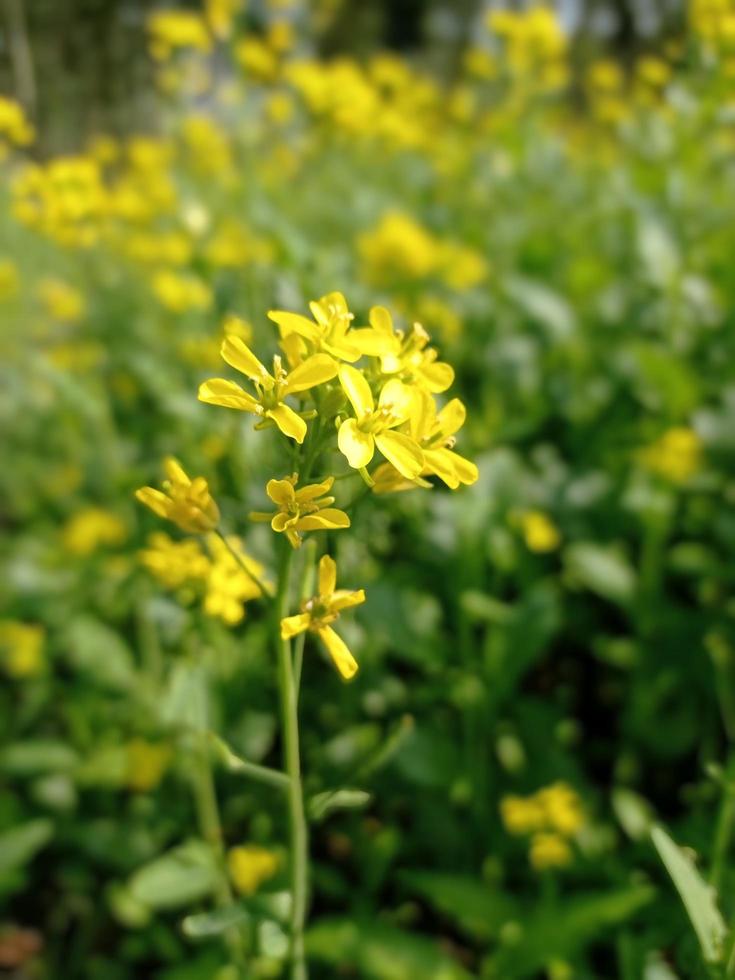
518,510,561,553
281,555,365,680
147,10,212,61
62,507,127,556
151,270,213,314
0,96,34,148
405,392,478,490
358,307,454,393
203,534,268,625
198,335,338,443
205,0,242,39
500,795,547,836
268,291,364,363
228,845,279,896
0,622,45,678
250,475,350,549
136,457,220,534
38,278,86,323
337,365,424,479
537,782,585,836
641,427,702,484
139,532,211,589
529,832,573,871
0,258,20,301
125,739,172,792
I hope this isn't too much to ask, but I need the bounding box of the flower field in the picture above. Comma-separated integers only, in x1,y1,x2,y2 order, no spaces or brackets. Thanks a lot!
3,2,735,977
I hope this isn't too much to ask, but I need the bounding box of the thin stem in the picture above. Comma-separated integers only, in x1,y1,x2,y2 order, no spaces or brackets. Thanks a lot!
191,734,247,970
293,539,318,693
215,528,274,598
275,542,309,980
710,753,735,892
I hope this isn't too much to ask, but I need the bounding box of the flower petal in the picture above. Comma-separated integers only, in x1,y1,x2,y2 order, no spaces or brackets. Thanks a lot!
420,360,455,393
318,554,337,596
339,364,374,417
281,613,311,639
422,448,460,489
164,457,190,486
436,397,466,437
272,512,298,532
284,354,338,393
317,626,358,680
369,305,395,336
267,310,321,342
330,588,366,611
198,378,260,412
296,509,351,531
337,418,374,469
375,430,424,479
221,335,270,384
266,478,296,506
266,404,307,443
294,477,334,501
135,487,171,519
378,379,416,423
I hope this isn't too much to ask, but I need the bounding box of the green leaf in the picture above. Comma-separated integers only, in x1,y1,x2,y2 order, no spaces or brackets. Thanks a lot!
182,904,250,939
564,542,636,605
398,870,518,940
305,918,472,980
159,660,209,732
0,740,79,776
128,840,220,911
0,819,54,875
612,788,656,841
490,886,655,978
309,789,372,822
65,616,137,691
651,825,726,964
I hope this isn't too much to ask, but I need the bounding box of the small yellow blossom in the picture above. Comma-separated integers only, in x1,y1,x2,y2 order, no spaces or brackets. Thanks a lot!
38,278,86,323
537,782,585,836
0,96,35,150
0,622,45,678
198,335,338,443
235,36,280,80
228,845,280,895
250,475,350,548
529,832,573,871
125,739,172,792
501,795,547,836
518,510,561,553
203,534,268,625
151,270,213,314
62,507,127,556
269,291,365,363
359,306,455,393
139,532,211,589
281,555,364,680
205,0,242,39
147,10,212,61
337,365,424,479
136,457,220,534
641,427,702,484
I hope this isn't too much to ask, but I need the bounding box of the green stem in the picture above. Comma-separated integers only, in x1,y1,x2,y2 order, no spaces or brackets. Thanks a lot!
710,753,735,892
293,539,318,693
191,734,247,970
215,528,274,598
275,542,309,980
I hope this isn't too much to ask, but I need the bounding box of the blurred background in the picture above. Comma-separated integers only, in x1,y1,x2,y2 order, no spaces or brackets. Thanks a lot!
2,1,735,978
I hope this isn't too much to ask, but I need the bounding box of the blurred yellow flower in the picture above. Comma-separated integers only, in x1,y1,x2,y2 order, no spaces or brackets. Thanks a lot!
0,622,45,679
136,457,220,535
518,510,561,553
147,10,212,61
500,795,547,835
529,832,573,871
125,739,172,792
228,845,279,895
281,555,364,679
250,474,350,548
203,534,269,624
38,278,86,323
62,507,127,556
0,96,35,151
641,427,702,484
140,532,211,589
537,782,585,836
205,0,243,40
0,258,20,301
151,270,213,314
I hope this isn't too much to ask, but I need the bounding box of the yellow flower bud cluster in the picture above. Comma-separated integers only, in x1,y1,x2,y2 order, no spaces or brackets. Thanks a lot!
500,782,585,871
640,427,703,484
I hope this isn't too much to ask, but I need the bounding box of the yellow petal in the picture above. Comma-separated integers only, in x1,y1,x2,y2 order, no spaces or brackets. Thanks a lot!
266,404,307,443
375,430,424,479
266,478,296,506
420,361,454,393
349,327,392,358
369,305,395,335
272,512,298,532
318,554,337,596
330,588,366,611
267,310,320,341
337,418,374,469
163,457,190,486
339,364,374,417
318,626,358,680
294,477,334,501
198,378,259,412
296,509,351,531
221,335,270,384
422,448,460,489
378,379,417,423
284,354,338,393
135,487,171,520
449,450,479,486
436,397,466,437
281,613,311,639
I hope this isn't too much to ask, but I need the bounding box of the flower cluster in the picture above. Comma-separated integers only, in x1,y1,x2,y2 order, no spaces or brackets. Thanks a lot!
500,782,585,871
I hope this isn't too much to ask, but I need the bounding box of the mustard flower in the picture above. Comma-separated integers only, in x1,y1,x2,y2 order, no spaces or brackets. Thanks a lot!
135,457,220,534
139,533,211,589
250,475,350,548
406,392,478,489
281,555,365,680
500,795,547,836
268,291,363,362
0,622,45,679
529,832,573,871
337,365,424,479
228,845,279,896
641,427,702,484
62,507,127,556
203,534,269,625
198,335,337,443
518,510,561,553
359,307,454,393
